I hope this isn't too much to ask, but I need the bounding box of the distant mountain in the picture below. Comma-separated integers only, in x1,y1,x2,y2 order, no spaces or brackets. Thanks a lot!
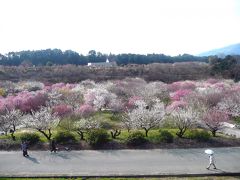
198,43,240,57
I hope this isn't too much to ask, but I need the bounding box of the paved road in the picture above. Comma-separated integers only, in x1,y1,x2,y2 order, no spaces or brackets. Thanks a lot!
0,147,240,177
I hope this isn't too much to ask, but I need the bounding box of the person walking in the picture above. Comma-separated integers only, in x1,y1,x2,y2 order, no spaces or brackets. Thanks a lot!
21,141,29,157
50,139,57,153
206,154,216,170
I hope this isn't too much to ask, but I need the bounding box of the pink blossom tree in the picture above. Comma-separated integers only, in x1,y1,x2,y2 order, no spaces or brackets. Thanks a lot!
166,100,187,113
52,104,73,118
168,81,196,92
203,109,230,137
75,104,95,118
13,91,48,113
73,103,97,140
170,89,192,101
0,96,15,113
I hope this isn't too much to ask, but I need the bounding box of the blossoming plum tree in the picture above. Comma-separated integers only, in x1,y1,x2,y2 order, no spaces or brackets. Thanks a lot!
73,117,100,140
75,104,95,118
2,109,23,140
52,104,73,118
23,106,59,141
0,113,11,135
203,108,229,137
127,99,165,137
171,106,201,138
217,91,240,118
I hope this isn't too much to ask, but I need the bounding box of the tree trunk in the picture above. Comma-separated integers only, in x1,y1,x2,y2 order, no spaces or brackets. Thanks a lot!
110,129,121,139
38,129,52,141
176,128,185,138
211,130,216,137
10,125,16,141
10,132,16,141
144,128,149,137
77,131,85,140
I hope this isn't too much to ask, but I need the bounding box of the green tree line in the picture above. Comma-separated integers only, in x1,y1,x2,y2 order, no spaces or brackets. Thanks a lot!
0,49,208,66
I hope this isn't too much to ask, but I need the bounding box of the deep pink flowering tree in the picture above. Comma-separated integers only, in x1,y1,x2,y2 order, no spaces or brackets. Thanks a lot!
13,91,48,113
52,104,73,118
170,89,192,101
166,100,187,113
75,104,95,118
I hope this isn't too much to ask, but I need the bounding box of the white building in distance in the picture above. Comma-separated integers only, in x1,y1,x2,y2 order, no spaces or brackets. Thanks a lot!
87,59,117,67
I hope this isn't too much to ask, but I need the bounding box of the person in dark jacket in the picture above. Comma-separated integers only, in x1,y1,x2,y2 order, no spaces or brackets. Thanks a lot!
21,141,29,157
50,139,57,153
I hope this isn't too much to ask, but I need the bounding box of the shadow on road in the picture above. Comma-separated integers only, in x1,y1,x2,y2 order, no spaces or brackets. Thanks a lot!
51,152,70,159
208,168,227,173
26,156,40,164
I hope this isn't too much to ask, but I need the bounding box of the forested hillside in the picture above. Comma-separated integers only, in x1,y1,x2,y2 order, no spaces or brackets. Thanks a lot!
0,49,207,66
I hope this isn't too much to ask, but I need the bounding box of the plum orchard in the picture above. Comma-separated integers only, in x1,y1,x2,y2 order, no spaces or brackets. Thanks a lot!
0,78,238,140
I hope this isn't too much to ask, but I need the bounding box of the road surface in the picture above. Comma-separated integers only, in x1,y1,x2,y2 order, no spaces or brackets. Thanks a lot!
0,147,240,177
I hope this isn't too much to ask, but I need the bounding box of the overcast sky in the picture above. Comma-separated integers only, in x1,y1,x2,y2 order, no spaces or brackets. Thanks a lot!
0,0,240,56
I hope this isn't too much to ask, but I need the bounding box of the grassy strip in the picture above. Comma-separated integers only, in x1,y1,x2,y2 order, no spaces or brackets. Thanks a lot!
0,176,240,180
0,128,233,144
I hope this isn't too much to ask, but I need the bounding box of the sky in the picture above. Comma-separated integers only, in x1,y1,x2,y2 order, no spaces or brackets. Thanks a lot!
0,0,240,56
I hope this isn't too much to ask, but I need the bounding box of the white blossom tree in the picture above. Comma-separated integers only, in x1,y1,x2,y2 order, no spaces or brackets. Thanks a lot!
0,114,11,135
127,100,165,137
62,91,83,109
47,91,63,107
73,117,100,140
121,111,133,133
23,106,60,141
84,86,118,111
1,109,23,140
136,81,169,104
171,106,201,138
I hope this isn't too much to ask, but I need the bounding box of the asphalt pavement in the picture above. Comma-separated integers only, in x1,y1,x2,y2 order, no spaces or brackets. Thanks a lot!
0,147,240,177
